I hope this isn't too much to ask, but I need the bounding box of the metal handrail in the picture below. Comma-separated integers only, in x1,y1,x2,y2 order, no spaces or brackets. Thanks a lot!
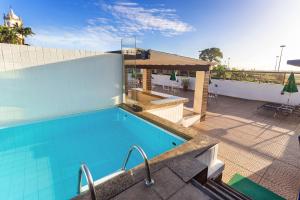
78,163,97,200
122,145,154,186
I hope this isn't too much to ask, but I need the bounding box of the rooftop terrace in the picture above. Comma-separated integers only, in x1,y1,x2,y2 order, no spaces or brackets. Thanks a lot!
76,92,299,200
157,87,300,199
197,96,300,200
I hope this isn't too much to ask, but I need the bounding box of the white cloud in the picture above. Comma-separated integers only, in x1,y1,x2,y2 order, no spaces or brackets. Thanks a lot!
28,26,121,51
29,1,193,50
103,2,194,36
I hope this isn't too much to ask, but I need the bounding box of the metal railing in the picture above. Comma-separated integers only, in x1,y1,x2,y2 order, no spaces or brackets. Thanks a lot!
149,70,300,85
122,145,154,186
210,70,300,85
78,163,97,200
77,145,153,200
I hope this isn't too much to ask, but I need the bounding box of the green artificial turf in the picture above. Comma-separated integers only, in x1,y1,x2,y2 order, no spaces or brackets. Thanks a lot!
228,173,285,200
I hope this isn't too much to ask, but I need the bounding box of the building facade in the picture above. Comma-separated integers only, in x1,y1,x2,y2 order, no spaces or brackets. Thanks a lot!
3,8,23,28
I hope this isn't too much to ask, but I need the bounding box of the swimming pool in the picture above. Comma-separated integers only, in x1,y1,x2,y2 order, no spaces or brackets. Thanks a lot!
0,107,184,200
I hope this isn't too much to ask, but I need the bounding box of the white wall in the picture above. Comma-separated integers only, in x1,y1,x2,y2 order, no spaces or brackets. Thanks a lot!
152,74,300,105
209,79,300,105
152,74,196,90
0,43,102,72
147,104,184,123
0,54,122,127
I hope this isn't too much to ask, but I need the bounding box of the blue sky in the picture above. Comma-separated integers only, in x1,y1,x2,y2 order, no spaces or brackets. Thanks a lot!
1,0,300,71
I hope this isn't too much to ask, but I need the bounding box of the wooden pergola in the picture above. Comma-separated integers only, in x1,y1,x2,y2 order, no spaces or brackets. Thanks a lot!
123,50,212,120
287,59,300,67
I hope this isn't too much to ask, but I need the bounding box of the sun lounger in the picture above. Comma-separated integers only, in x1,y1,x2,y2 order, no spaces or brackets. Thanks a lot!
163,84,170,91
258,103,295,117
293,105,300,117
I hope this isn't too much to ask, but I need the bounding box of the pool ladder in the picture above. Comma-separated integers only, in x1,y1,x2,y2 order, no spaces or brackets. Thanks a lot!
78,145,154,200
78,164,96,200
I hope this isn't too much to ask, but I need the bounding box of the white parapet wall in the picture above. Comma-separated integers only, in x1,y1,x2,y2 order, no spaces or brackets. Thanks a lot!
0,54,123,127
152,74,300,105
209,79,300,105
0,43,102,72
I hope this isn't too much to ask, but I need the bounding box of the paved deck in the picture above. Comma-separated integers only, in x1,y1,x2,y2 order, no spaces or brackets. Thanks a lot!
193,96,300,200
153,85,300,199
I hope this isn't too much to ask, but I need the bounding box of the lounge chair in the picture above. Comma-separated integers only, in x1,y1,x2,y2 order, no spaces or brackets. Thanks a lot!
162,84,170,92
258,103,295,117
293,105,300,117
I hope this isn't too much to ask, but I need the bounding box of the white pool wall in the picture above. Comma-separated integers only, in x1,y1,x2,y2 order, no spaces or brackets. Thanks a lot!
0,43,102,72
0,53,123,127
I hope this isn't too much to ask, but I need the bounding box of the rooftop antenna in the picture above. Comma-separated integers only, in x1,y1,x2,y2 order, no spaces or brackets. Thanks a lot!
278,45,286,72
274,56,279,71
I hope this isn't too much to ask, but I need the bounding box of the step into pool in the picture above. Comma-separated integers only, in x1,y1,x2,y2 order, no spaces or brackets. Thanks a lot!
0,107,184,200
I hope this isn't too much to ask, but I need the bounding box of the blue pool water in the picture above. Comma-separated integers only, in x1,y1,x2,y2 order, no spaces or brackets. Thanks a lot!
0,107,184,200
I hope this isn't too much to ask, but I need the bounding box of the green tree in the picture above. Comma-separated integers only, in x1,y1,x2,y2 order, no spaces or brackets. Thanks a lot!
211,65,226,79
0,26,18,44
0,25,34,45
14,25,34,44
199,48,223,63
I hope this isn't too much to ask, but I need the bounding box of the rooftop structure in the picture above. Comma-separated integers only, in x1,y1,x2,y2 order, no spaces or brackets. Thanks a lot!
3,7,23,28
124,49,211,71
287,59,300,67
110,49,212,121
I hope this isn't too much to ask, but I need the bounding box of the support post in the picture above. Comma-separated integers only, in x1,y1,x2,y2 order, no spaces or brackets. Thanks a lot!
193,71,209,121
124,68,128,95
143,69,152,91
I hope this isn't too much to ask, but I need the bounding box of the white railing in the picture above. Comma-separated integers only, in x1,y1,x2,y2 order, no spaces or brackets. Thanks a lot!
210,79,300,105
151,73,300,105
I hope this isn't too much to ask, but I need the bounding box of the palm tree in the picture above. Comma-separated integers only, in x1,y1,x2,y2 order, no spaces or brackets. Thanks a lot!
0,25,34,45
13,24,34,44
0,26,19,44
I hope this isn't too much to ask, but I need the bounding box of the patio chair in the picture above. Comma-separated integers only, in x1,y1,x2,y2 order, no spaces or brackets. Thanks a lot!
208,84,218,103
278,104,294,116
171,81,180,95
208,92,218,103
294,105,300,117
128,80,139,89
208,84,218,102
257,103,281,117
162,84,170,92
258,102,296,118
151,84,157,90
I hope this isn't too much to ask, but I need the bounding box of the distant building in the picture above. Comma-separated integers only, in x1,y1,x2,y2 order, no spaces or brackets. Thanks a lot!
3,7,23,28
3,7,24,44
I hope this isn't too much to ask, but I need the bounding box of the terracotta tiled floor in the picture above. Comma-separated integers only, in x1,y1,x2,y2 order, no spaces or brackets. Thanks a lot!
191,96,300,200
152,86,300,199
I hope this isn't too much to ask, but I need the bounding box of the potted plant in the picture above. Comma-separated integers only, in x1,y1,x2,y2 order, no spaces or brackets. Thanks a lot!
181,77,190,91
